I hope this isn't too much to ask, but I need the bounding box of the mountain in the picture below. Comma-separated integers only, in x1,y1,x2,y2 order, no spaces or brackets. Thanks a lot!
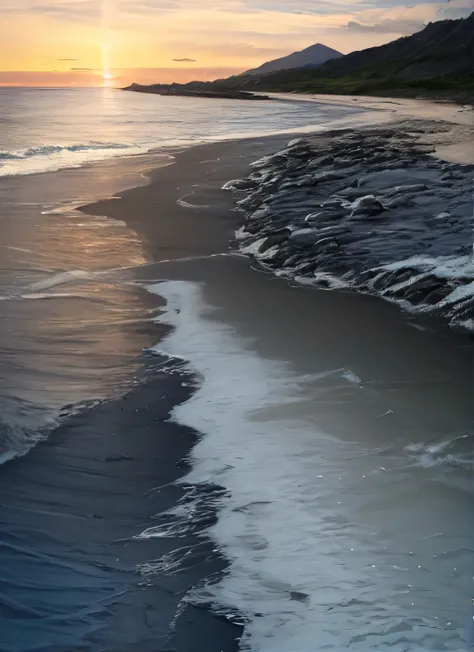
124,13,473,101
226,13,474,97
245,44,342,76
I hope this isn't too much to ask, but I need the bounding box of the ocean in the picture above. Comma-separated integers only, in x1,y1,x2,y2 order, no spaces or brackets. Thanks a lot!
0,87,367,177
0,87,367,462
0,87,472,652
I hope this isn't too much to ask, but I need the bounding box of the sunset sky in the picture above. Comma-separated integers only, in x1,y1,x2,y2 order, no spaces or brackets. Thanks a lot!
0,0,471,87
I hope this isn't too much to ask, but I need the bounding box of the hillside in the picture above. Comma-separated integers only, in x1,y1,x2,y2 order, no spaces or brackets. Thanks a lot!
245,43,342,76
224,13,474,97
124,13,473,101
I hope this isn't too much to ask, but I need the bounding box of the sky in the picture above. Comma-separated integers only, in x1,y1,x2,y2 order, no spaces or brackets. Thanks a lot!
0,0,472,86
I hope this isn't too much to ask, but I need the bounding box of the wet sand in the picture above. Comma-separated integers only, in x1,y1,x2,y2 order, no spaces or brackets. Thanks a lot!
0,136,295,652
142,255,474,649
80,135,294,262
1,129,471,651
80,134,474,648
0,354,243,652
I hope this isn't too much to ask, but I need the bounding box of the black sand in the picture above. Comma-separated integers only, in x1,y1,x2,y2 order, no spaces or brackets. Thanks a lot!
0,136,292,652
1,130,473,651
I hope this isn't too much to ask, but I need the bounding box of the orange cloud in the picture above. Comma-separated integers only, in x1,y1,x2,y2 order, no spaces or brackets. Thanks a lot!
0,0,472,86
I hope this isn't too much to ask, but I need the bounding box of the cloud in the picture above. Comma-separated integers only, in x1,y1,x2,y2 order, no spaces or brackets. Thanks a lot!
0,3,18,12
437,0,474,20
346,18,426,33
7,0,471,23
344,1,473,36
2,0,473,85
6,0,100,23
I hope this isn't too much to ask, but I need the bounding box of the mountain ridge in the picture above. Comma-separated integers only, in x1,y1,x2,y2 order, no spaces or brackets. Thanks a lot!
222,13,474,98
244,43,342,76
124,13,473,102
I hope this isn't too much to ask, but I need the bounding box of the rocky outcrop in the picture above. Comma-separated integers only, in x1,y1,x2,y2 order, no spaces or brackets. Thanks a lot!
225,123,474,330
123,83,271,101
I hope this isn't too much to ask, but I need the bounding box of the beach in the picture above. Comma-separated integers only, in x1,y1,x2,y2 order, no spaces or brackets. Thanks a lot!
0,134,295,652
82,127,472,649
1,94,473,651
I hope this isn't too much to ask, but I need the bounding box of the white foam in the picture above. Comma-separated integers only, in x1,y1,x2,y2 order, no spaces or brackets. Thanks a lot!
28,270,94,292
0,142,146,177
177,193,211,209
147,280,451,651
222,179,245,191
239,238,282,262
5,245,33,254
235,226,249,241
367,254,474,326
405,434,471,470
374,254,474,280
148,281,339,648
294,272,350,291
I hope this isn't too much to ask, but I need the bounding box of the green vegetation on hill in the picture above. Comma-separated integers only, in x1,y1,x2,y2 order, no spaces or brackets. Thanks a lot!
214,13,474,99
126,13,473,102
226,70,474,98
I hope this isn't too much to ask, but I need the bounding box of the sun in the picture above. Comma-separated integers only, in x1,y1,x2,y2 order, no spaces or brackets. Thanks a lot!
101,40,113,85
102,69,114,87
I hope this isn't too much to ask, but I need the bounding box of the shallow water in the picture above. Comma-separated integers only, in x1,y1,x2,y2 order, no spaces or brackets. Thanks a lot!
1,93,473,651
0,155,164,460
0,87,366,176
0,152,245,651
145,254,474,652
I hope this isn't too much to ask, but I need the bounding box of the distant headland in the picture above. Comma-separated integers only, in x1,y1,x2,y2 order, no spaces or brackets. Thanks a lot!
124,14,473,104
123,83,272,101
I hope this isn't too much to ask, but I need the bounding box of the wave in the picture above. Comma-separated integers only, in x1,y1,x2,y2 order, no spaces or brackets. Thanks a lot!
0,397,58,464
405,432,473,471
0,396,105,465
27,269,96,292
0,141,146,177
145,279,471,651
0,270,100,303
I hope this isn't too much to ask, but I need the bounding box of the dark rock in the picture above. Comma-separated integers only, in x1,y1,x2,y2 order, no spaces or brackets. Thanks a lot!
288,228,321,246
350,196,385,218
259,230,291,252
312,170,343,183
305,209,347,224
315,237,339,250
337,187,378,200
385,184,428,196
222,178,258,191
249,206,270,220
231,124,473,329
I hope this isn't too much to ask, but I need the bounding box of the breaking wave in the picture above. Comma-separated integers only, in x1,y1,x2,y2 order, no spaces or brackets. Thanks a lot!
0,142,146,177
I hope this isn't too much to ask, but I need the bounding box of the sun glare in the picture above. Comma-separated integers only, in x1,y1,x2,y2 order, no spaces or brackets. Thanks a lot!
102,70,114,87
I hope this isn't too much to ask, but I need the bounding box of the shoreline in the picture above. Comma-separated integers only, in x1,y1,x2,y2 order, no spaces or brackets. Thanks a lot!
79,134,296,262
77,126,472,646
228,126,474,331
0,347,245,651
80,117,474,333
2,92,472,182
2,113,471,649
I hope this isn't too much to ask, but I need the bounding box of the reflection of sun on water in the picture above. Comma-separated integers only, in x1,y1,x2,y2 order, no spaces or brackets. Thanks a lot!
103,70,114,87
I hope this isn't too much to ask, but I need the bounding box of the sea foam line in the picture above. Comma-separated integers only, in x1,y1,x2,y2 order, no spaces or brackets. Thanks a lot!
145,279,466,651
